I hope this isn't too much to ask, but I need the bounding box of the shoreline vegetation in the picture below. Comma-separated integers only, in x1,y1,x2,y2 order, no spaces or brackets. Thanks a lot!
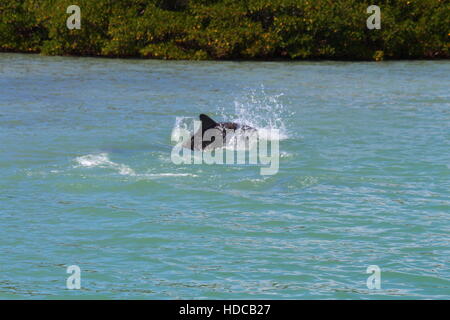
1,0,448,61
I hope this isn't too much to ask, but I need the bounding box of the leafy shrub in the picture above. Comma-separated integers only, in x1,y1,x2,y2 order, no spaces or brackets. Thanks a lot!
0,0,448,60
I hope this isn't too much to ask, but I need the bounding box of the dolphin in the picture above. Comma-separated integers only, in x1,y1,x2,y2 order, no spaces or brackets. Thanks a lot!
189,114,255,150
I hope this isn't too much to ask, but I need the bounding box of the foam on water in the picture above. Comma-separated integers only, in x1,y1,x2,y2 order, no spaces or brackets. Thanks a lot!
147,173,197,177
74,153,197,178
75,153,136,176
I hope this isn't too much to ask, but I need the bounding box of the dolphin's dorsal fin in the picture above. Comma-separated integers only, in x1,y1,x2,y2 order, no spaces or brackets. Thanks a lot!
199,114,218,132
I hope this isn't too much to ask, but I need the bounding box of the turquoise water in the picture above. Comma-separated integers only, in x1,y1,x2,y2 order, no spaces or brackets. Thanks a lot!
1,53,449,299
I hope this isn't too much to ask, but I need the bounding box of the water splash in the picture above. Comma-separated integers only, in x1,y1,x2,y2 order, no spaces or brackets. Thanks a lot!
220,86,291,140
173,87,291,143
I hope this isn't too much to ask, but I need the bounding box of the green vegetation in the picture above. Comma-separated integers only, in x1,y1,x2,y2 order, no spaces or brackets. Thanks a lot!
1,0,449,60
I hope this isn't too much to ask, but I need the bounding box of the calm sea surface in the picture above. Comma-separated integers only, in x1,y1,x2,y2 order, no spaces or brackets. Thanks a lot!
0,53,449,299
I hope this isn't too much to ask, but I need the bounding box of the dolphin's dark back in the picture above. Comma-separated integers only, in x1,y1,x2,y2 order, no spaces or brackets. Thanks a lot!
190,114,255,150
199,114,218,132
